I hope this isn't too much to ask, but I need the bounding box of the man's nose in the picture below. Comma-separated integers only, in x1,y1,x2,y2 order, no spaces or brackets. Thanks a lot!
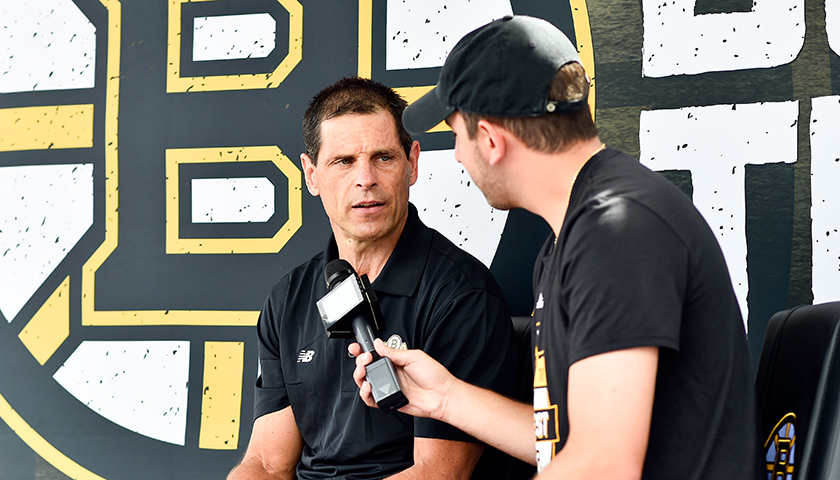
355,159,378,188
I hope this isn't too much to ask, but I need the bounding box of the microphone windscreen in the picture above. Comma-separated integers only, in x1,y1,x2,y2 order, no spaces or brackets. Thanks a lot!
324,259,354,290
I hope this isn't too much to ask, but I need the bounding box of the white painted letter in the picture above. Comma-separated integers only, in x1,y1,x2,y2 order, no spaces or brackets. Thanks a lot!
640,101,799,327
810,96,840,304
385,0,512,70
642,0,804,77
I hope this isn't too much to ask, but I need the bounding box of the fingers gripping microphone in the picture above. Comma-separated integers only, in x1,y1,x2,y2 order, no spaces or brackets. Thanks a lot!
317,260,408,413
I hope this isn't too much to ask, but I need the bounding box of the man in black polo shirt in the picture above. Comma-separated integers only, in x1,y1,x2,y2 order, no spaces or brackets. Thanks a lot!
227,77,517,480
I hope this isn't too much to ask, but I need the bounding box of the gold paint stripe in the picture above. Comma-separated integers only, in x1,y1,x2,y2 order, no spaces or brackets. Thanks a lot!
570,0,596,119
0,105,94,152
358,0,373,78
277,0,304,85
0,393,106,480
395,85,434,105
83,1,262,327
165,0,182,93
164,145,302,256
82,310,258,326
395,86,450,133
82,0,121,326
19,276,71,366
167,0,303,93
198,342,245,450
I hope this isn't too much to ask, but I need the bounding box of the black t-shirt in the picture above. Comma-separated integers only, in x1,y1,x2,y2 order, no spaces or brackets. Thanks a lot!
255,204,517,480
532,148,759,479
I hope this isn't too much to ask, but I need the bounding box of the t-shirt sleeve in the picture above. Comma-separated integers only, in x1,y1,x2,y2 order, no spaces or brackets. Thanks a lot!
253,281,292,420
562,197,687,364
413,288,517,442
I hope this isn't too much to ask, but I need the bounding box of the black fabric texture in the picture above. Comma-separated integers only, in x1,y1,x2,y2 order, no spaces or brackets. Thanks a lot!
254,204,518,480
531,147,760,479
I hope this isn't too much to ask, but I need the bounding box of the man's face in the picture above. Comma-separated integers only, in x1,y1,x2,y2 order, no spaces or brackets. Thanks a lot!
302,110,419,247
449,112,515,211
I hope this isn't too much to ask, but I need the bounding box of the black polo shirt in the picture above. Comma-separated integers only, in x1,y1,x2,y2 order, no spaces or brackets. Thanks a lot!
255,204,517,480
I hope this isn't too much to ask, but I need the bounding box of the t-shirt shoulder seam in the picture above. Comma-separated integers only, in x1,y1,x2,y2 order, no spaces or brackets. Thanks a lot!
619,197,692,251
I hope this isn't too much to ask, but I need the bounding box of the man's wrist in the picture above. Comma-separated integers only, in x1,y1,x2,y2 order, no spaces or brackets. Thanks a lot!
436,376,468,426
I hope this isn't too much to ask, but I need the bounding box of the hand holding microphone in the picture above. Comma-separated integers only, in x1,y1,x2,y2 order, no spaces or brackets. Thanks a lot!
316,259,408,413
350,338,458,422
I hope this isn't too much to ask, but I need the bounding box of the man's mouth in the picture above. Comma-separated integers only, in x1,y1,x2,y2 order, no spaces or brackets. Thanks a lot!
353,201,384,209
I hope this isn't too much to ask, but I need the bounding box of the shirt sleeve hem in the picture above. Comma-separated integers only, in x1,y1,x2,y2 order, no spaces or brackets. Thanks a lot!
253,398,292,421
569,336,680,365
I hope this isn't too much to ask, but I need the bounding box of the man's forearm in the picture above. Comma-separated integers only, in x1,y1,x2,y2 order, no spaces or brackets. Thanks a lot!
352,341,535,464
384,438,484,480
227,456,295,480
385,460,473,480
532,348,657,480
439,380,535,465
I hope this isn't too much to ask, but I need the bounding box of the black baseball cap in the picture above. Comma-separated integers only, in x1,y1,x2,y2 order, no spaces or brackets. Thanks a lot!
402,15,587,136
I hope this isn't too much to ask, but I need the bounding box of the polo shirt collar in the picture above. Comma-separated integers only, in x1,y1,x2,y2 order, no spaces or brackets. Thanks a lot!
323,203,430,297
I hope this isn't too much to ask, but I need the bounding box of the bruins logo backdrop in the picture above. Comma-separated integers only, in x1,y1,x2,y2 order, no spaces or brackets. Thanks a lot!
0,0,838,478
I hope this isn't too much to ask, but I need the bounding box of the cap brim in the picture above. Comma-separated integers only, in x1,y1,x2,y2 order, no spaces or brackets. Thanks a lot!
402,86,455,136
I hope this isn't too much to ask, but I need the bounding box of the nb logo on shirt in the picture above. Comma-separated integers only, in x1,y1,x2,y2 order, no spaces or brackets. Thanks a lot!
297,350,315,363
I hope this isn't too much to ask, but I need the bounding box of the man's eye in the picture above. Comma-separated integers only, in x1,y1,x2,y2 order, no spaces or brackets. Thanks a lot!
336,158,352,165
378,155,392,162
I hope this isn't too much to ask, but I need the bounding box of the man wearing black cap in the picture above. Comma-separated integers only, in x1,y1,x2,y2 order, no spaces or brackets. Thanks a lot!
352,15,760,480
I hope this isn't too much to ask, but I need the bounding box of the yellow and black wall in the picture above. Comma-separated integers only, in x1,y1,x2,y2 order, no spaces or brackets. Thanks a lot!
0,0,837,478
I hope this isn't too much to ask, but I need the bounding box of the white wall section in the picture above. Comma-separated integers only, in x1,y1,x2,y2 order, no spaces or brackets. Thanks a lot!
53,341,190,446
639,101,799,328
411,149,507,267
385,0,512,70
0,164,93,322
641,0,805,77
0,0,96,93
193,14,276,62
810,96,840,304
191,177,275,223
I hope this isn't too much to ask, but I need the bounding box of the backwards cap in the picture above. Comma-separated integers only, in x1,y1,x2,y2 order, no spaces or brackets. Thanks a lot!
402,15,586,136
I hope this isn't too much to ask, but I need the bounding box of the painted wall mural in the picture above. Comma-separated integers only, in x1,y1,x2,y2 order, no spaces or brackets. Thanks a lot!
0,0,837,478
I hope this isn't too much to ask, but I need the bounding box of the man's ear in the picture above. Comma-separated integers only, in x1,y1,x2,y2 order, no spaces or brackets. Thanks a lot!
407,140,420,186
301,153,320,196
476,119,506,166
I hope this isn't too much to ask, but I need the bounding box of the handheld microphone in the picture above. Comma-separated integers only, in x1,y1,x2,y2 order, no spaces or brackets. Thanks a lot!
316,259,408,413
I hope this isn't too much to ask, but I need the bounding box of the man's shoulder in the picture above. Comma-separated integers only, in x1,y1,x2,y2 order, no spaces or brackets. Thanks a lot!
593,147,690,201
579,147,705,233
423,227,503,296
267,249,327,299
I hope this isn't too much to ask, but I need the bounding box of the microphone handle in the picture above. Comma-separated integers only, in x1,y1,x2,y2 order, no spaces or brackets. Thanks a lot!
351,314,408,413
352,315,378,355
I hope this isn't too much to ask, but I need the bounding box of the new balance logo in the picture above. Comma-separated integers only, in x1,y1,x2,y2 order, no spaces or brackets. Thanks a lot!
297,350,315,363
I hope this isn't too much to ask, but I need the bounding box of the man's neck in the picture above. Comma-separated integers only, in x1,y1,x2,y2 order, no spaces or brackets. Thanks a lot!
514,136,604,236
333,216,407,283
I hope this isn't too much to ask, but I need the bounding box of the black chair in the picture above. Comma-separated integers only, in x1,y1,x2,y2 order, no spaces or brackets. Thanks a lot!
755,302,840,480
511,315,535,404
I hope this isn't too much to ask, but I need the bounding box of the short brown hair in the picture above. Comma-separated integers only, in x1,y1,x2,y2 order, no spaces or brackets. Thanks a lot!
302,77,413,165
461,62,597,153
